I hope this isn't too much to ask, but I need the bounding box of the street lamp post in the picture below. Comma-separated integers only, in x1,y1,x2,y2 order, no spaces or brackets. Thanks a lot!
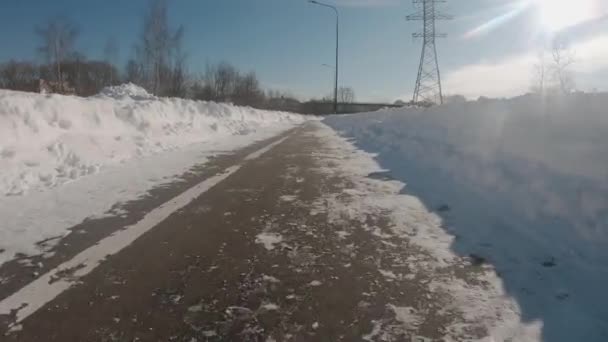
309,0,339,114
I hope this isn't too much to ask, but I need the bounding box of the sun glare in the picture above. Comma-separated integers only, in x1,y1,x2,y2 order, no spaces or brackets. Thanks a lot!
536,0,596,31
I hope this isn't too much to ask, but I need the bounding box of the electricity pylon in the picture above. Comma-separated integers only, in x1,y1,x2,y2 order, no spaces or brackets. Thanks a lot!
407,0,452,105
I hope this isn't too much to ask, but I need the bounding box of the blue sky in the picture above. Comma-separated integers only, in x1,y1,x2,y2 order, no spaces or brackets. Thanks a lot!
1,0,607,101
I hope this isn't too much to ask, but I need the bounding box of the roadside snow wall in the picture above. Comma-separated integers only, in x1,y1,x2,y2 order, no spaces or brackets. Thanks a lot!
324,93,608,342
0,85,306,196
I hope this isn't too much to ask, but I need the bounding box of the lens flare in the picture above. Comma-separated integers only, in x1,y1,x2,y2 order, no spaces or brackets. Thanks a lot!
536,0,597,31
463,2,528,39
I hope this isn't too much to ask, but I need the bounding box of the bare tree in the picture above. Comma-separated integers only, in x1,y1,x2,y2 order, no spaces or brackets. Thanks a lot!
550,37,576,94
125,59,143,84
191,62,266,107
214,62,238,101
103,36,120,85
233,71,264,106
134,0,187,96
532,50,548,94
35,17,79,86
338,86,355,103
138,0,171,94
146,0,168,93
166,26,187,97
0,60,39,91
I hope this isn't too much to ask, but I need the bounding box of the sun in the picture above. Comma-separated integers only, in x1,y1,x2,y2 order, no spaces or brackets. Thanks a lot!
536,0,596,31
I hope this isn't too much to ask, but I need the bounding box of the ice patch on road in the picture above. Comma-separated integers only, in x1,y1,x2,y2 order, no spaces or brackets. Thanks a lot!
255,233,283,251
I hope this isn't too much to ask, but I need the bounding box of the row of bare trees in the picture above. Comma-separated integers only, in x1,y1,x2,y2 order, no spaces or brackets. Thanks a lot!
190,63,265,107
533,37,576,95
125,0,186,97
0,0,185,97
35,17,79,89
0,0,359,114
0,14,122,96
0,59,119,96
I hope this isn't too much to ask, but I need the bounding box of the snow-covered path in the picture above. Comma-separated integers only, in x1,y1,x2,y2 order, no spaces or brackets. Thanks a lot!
0,122,537,341
0,86,306,266
0,125,297,267
3,87,603,340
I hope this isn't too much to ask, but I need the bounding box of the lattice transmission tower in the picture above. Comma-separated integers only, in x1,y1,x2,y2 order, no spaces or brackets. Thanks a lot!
407,0,452,104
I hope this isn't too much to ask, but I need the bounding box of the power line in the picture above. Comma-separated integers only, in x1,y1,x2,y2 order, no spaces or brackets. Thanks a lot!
407,0,452,105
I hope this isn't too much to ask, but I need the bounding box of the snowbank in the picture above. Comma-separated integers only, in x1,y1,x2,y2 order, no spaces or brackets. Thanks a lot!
324,93,608,341
0,86,306,196
97,83,157,100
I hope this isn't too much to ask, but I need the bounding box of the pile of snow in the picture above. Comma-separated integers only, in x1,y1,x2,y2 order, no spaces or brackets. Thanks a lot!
325,93,608,341
0,87,306,196
97,83,156,100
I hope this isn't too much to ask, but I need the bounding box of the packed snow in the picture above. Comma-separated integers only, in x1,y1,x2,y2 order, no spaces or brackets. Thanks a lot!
324,93,608,342
0,85,306,266
0,86,305,196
